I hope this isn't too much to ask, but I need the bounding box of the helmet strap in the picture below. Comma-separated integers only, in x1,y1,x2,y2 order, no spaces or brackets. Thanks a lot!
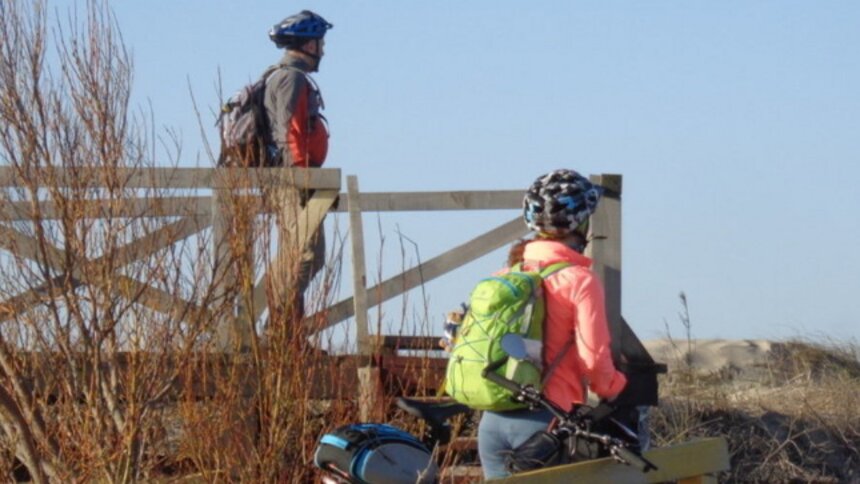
568,220,591,253
566,234,587,254
296,39,322,66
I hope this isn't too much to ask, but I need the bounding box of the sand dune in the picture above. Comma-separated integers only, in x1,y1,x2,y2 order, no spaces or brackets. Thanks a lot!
643,339,775,375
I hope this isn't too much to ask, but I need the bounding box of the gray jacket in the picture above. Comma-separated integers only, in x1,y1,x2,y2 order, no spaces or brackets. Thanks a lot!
262,53,327,167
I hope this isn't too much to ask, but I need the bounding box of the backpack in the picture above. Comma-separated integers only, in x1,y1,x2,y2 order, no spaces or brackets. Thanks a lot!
444,262,570,411
216,67,280,167
314,423,438,484
217,66,327,168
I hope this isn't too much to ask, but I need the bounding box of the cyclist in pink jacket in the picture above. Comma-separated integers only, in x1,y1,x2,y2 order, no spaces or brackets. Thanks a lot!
478,169,629,479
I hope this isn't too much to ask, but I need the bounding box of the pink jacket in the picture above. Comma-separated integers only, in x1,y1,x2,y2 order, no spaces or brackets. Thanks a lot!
518,239,627,411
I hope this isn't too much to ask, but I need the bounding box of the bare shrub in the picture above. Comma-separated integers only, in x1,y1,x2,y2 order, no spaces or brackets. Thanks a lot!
0,1,358,482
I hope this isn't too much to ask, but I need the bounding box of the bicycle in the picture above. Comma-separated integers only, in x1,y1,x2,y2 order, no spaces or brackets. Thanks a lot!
315,334,657,482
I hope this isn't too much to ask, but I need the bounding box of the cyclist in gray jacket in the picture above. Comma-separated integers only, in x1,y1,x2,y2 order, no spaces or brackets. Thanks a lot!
265,10,330,167
265,11,332,318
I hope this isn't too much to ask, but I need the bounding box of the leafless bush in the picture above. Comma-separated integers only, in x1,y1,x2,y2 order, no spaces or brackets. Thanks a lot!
0,1,360,482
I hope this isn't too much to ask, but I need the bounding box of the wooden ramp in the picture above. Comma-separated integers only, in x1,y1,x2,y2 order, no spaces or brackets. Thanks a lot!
495,437,730,484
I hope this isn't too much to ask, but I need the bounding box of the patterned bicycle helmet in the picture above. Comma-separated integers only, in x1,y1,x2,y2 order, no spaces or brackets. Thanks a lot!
269,10,333,48
523,169,603,237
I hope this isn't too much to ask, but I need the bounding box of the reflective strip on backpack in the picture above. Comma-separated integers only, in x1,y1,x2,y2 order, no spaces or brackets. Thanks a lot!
320,434,350,450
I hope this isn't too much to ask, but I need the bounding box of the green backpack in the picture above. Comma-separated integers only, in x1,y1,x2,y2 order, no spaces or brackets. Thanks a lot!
444,263,569,411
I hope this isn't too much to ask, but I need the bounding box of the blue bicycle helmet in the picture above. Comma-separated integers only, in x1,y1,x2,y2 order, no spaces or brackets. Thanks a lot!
523,169,603,237
269,10,333,48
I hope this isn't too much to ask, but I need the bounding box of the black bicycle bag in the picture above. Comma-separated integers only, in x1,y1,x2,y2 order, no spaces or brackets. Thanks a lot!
314,423,438,484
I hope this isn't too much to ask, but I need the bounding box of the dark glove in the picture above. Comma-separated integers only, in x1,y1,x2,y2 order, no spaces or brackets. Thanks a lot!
505,430,564,473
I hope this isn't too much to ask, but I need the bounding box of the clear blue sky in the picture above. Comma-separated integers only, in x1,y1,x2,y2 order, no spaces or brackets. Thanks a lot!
70,1,860,343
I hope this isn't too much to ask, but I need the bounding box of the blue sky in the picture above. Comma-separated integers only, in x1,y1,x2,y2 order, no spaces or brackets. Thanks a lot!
78,1,860,343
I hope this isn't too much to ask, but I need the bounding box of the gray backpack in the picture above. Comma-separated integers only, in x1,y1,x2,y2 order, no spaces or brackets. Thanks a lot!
216,67,279,167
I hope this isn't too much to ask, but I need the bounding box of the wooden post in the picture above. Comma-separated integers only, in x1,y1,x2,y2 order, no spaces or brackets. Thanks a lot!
213,186,253,352
587,174,623,363
587,175,665,407
235,200,256,344
210,173,258,475
347,175,384,422
347,176,371,355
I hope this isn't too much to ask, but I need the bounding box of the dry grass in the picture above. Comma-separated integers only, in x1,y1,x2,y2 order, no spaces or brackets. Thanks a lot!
652,339,860,483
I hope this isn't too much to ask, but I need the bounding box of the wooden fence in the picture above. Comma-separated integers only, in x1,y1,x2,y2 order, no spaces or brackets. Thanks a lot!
0,166,733,482
0,166,339,350
0,166,662,397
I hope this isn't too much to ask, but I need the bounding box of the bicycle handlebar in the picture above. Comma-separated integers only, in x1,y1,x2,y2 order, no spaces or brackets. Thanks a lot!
482,358,569,421
481,360,522,394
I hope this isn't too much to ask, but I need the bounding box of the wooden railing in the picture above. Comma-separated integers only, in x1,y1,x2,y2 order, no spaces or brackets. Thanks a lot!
0,167,645,360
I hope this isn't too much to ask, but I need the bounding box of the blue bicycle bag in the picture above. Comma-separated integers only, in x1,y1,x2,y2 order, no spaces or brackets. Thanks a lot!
314,423,439,484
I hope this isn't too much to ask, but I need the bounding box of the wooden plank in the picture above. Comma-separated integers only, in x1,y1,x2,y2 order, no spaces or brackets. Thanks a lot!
0,225,82,321
0,197,214,221
113,274,214,324
587,174,623,364
0,224,67,271
309,216,529,330
0,167,341,190
332,190,523,212
0,276,79,323
678,476,718,484
357,367,384,422
347,177,371,355
635,437,730,482
375,335,442,351
0,216,209,323
212,188,245,352
0,189,519,221
101,216,208,269
498,437,729,484
380,354,448,392
0,273,212,329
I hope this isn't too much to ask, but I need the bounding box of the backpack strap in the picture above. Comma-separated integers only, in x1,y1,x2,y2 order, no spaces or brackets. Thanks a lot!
539,262,570,279
270,64,325,110
541,331,577,385
537,262,576,385
252,66,282,146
